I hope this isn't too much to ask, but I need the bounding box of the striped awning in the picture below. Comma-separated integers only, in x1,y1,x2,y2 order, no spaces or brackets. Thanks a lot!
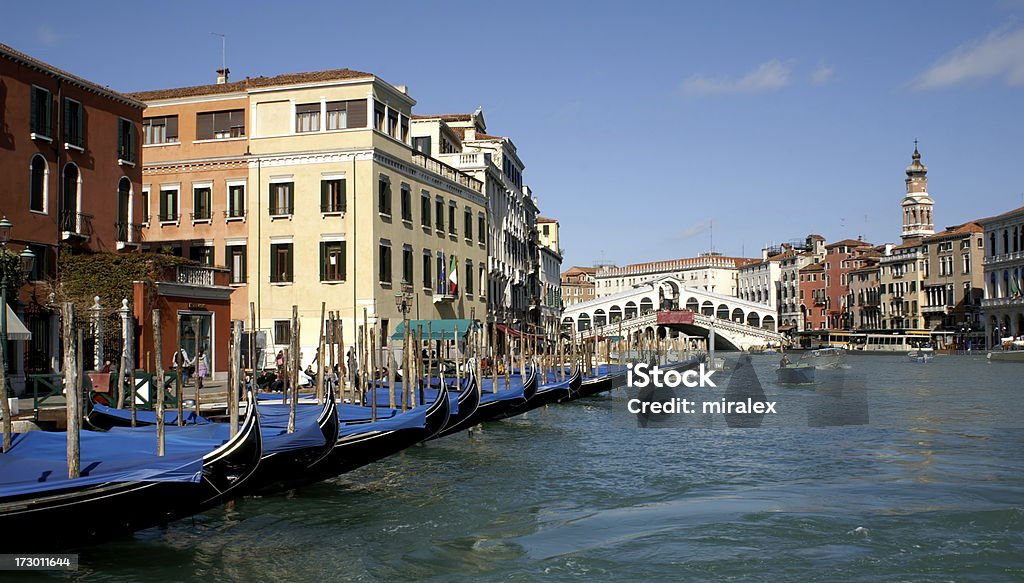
4,305,31,341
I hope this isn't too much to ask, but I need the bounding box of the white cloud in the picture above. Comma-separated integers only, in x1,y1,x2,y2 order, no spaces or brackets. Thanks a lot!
914,27,1024,89
36,25,60,46
680,59,793,96
672,219,712,241
811,62,835,85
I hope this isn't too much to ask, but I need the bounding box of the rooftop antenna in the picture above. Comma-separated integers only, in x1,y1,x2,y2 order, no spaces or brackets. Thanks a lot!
211,32,226,78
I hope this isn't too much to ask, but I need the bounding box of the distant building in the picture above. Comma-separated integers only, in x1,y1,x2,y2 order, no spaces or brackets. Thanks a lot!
538,245,563,334
879,237,927,330
921,221,985,344
778,234,826,332
537,216,560,254
901,144,935,240
823,238,874,329
595,253,757,298
561,266,597,306
848,256,882,329
799,261,827,330
979,205,1024,347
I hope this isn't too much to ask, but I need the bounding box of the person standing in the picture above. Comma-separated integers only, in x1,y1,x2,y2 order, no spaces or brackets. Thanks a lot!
195,350,209,392
173,347,192,386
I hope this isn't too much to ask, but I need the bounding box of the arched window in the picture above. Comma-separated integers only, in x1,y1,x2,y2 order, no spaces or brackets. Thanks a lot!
30,155,47,213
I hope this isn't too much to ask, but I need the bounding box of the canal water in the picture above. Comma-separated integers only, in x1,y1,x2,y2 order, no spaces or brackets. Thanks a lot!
46,355,1024,581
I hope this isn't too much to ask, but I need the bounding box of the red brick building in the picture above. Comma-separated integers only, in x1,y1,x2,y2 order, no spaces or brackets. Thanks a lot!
0,42,144,386
799,262,826,330
823,238,874,329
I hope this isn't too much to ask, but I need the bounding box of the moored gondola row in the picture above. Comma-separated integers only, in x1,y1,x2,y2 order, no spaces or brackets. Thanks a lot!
0,304,703,552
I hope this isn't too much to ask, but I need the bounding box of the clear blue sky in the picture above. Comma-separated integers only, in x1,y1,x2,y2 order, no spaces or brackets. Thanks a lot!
5,1,1023,268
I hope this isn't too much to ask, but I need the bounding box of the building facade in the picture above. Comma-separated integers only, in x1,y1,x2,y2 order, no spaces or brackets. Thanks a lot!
798,261,826,330
822,238,874,329
596,253,756,298
561,266,597,306
980,206,1024,347
778,235,826,332
135,69,488,365
0,42,144,386
848,258,882,329
921,222,985,345
878,239,927,330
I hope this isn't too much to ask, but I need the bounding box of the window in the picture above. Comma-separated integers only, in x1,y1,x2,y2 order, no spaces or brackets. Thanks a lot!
378,175,392,215
402,245,413,284
228,183,245,218
117,118,136,162
387,109,398,137
543,224,550,236
196,109,245,140
190,245,214,267
30,155,46,212
435,198,445,231
296,103,320,133
27,244,53,281
436,252,445,293
159,187,178,222
479,263,486,297
963,253,971,273
400,184,412,222
193,186,212,220
373,101,385,132
412,136,431,156
274,320,291,345
63,98,84,149
270,243,293,283
30,86,52,138
466,259,474,295
321,178,346,213
143,115,178,145
478,214,485,244
320,241,346,281
400,114,409,142
326,101,347,130
379,240,392,284
464,208,473,241
141,188,150,223
420,190,431,227
422,250,432,289
228,245,246,284
448,202,456,236
270,182,293,216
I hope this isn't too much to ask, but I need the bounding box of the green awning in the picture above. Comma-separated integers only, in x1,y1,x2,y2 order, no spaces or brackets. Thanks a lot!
390,319,478,341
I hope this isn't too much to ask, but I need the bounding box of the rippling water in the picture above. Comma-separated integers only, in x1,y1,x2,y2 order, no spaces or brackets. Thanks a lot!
44,354,1024,582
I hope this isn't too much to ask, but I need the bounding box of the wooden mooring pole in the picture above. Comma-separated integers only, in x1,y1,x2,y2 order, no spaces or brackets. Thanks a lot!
62,303,80,479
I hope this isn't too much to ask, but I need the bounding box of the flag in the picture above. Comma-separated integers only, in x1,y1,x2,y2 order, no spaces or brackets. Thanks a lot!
448,254,458,295
503,280,512,308
438,254,446,295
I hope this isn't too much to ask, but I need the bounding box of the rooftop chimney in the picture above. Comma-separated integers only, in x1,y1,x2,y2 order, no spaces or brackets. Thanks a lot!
216,68,230,84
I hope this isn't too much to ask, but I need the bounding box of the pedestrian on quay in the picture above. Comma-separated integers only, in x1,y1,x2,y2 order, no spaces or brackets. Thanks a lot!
173,347,193,386
195,350,209,392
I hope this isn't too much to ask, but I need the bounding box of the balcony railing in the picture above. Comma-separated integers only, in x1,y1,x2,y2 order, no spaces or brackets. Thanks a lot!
922,305,949,314
269,205,294,217
158,212,178,223
411,151,483,193
224,209,246,220
982,297,1024,308
60,210,93,238
191,211,213,222
114,222,143,243
320,202,346,214
984,251,1024,265
176,265,215,287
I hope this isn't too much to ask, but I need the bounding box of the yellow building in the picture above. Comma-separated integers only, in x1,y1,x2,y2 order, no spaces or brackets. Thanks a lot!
136,69,488,363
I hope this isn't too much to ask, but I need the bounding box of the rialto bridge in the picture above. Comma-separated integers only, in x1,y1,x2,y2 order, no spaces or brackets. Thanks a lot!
562,276,788,351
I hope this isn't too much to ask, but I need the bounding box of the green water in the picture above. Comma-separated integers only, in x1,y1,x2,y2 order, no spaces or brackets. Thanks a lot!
34,355,1024,581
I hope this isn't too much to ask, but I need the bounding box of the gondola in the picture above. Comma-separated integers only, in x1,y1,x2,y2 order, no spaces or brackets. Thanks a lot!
241,397,339,495
438,364,540,433
87,402,209,430
484,364,551,420
0,391,262,551
301,383,451,481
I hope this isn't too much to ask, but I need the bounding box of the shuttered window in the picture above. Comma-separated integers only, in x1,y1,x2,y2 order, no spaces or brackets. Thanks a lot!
117,118,136,162
400,184,412,222
271,243,294,283
402,245,413,284
270,182,293,216
196,109,245,140
296,103,320,133
378,176,392,215
143,115,179,144
379,240,392,284
321,179,346,213
422,250,432,289
320,241,346,281
63,98,84,148
30,86,52,137
420,191,431,227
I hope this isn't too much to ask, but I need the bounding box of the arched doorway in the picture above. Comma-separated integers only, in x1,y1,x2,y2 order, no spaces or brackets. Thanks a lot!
62,163,80,232
762,315,776,332
117,177,131,241
731,308,744,322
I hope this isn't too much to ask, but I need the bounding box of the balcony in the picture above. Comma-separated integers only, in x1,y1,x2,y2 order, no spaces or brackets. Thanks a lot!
411,151,483,193
224,209,246,221
114,222,143,245
982,297,1024,308
176,265,215,287
984,251,1024,265
438,152,489,170
191,211,213,223
922,304,950,314
60,210,93,241
269,205,293,218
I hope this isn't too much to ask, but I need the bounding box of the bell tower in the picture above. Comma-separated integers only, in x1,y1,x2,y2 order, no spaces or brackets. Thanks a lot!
901,141,934,239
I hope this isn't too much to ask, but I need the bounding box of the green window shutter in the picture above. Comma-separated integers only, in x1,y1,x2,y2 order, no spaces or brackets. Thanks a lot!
30,91,38,134
78,107,85,149
340,179,347,212
270,246,279,282
319,242,326,280
287,244,294,281
117,119,124,159
320,181,328,211
63,99,71,142
340,241,347,280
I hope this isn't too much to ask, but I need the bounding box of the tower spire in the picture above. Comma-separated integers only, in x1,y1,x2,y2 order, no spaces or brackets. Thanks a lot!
901,142,934,240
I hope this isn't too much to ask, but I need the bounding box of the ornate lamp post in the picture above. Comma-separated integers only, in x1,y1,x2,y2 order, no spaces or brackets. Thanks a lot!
1,216,36,452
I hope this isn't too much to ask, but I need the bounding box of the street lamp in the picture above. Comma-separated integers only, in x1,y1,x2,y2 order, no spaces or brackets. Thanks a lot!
1,216,36,452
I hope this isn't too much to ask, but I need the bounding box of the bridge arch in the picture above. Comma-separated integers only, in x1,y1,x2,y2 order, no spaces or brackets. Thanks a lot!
716,304,729,320
609,305,622,323
762,315,775,332
747,313,761,328
640,297,654,314
578,313,591,331
686,297,699,312
701,301,714,316
562,316,574,331
594,309,607,327
731,307,744,322
624,301,637,319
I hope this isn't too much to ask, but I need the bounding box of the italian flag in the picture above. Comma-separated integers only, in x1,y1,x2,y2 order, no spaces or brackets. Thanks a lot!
448,254,458,295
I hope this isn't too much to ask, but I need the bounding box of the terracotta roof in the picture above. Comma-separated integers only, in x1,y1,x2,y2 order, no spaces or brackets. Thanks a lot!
475,132,505,140
893,237,924,250
562,266,598,276
800,262,824,272
923,221,984,241
537,216,558,223
825,238,872,249
129,68,374,101
600,255,758,275
411,113,473,122
0,42,145,108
